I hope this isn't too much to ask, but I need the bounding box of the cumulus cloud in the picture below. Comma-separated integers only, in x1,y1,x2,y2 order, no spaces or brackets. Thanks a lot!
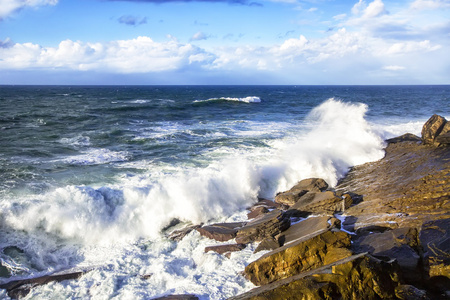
0,0,58,20
352,0,387,18
118,15,147,26
386,40,441,54
0,36,215,73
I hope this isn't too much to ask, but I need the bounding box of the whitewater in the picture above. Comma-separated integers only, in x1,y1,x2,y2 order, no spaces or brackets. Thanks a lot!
0,85,448,299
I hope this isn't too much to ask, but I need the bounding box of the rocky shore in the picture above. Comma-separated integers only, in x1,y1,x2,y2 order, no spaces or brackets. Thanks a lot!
1,115,449,299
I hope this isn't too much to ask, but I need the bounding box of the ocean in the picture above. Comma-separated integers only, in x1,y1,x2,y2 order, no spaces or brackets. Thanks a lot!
0,85,449,299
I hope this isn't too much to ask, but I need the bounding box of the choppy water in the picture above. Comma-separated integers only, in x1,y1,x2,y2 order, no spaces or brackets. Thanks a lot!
0,85,449,299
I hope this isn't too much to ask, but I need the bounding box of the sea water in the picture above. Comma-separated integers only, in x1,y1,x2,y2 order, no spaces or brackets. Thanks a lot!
0,85,449,299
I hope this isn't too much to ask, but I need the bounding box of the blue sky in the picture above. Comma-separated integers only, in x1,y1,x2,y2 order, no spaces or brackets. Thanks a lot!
0,0,449,84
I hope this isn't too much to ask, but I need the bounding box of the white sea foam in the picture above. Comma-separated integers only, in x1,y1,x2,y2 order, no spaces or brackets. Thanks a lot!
0,98,389,299
59,135,91,147
60,148,129,165
194,96,261,103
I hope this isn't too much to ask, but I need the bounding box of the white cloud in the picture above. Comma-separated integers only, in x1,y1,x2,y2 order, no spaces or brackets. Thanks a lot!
333,13,347,21
190,31,209,41
0,0,58,19
0,36,214,73
386,40,441,54
410,0,450,10
383,65,405,71
363,0,386,18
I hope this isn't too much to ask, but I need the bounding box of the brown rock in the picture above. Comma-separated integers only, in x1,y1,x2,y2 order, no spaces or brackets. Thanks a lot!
0,269,90,299
253,237,280,253
152,295,199,300
231,253,401,300
167,224,202,242
196,222,246,242
421,114,446,145
247,206,269,219
274,178,328,206
287,190,349,217
244,229,351,285
277,215,340,247
252,198,288,210
235,210,290,244
204,243,246,255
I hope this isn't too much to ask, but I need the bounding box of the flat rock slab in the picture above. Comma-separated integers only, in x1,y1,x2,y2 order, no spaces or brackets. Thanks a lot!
235,210,290,244
278,215,340,247
353,227,421,284
0,270,89,299
244,229,352,285
196,222,246,242
152,295,199,300
204,243,246,255
167,224,202,241
247,206,269,219
231,253,401,300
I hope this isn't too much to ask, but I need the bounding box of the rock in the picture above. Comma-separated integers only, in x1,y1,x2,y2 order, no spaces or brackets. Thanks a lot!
0,262,10,278
231,253,401,300
421,114,446,145
247,206,269,219
253,237,280,253
353,227,422,284
244,229,351,285
419,218,450,287
196,222,246,242
395,284,430,300
235,210,290,244
167,224,202,242
286,190,349,217
252,198,288,210
336,139,450,230
435,131,450,145
386,133,422,144
204,243,246,255
277,215,340,247
0,269,89,299
274,178,328,206
152,295,199,300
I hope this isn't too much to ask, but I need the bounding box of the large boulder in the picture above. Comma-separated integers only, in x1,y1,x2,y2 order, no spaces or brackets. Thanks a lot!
435,122,450,145
244,229,352,285
286,190,351,217
235,210,290,244
275,178,328,206
421,114,446,145
196,222,246,242
231,253,401,300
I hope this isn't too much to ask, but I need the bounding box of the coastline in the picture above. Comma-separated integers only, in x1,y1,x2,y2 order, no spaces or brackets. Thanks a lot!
1,114,449,299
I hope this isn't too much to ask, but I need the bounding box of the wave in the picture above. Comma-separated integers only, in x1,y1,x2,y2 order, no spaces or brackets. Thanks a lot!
59,148,129,165
1,98,385,248
194,96,261,104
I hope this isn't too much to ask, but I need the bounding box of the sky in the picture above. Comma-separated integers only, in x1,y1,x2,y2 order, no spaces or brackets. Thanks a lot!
0,0,449,85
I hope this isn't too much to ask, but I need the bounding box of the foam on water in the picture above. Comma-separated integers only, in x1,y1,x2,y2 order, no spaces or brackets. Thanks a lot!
194,96,261,104
0,98,389,298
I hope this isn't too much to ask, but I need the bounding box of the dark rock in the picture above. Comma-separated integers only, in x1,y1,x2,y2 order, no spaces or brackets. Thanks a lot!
204,243,246,255
353,227,422,284
253,237,280,253
277,215,340,247
167,224,202,242
395,284,430,300
235,210,290,244
435,131,450,145
274,178,328,206
387,133,422,144
286,190,349,217
419,218,450,290
244,229,352,285
0,262,10,278
247,206,268,219
231,253,401,300
196,222,246,242
0,269,89,299
421,114,446,145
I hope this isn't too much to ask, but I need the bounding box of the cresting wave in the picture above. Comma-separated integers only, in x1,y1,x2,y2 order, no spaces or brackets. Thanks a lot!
194,96,261,103
0,98,385,252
